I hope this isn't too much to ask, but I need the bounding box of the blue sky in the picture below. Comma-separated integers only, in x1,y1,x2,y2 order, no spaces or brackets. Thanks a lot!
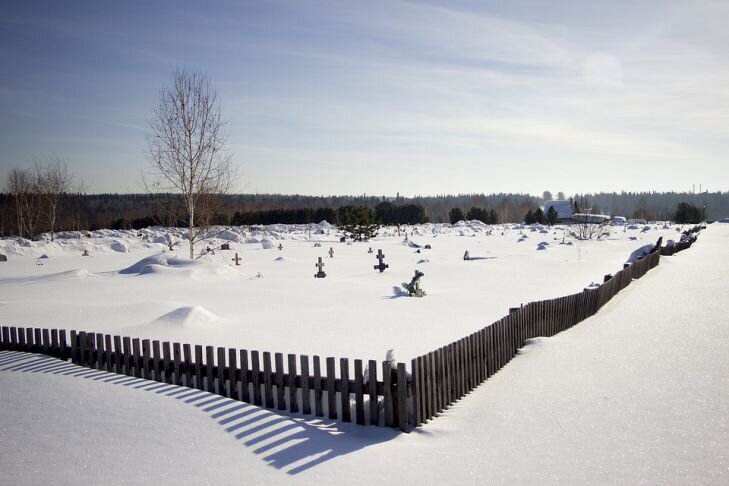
1,0,727,196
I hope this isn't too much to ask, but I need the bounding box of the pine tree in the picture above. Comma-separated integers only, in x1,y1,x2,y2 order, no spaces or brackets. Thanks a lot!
534,208,545,224
448,207,465,224
546,206,558,226
340,205,379,241
524,209,535,224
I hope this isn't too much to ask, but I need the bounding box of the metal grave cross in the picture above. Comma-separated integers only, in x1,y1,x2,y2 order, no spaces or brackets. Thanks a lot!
374,249,389,273
232,253,241,265
329,247,334,258
315,257,326,278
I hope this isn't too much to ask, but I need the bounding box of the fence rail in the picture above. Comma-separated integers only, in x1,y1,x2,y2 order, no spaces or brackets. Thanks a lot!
0,226,703,433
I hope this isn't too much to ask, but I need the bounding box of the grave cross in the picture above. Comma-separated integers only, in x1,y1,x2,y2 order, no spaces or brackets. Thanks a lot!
374,249,389,273
278,243,283,251
329,247,334,258
315,257,326,278
232,253,241,265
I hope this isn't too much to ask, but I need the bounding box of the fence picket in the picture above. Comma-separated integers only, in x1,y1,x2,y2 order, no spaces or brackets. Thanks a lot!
355,359,365,425
326,357,337,420
287,354,298,413
300,354,310,414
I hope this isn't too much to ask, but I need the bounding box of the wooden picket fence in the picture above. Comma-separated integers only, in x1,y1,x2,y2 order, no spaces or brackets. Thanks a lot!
0,227,702,433
0,327,411,430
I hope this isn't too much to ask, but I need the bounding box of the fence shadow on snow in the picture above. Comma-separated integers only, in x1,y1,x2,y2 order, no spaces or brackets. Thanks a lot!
0,350,397,475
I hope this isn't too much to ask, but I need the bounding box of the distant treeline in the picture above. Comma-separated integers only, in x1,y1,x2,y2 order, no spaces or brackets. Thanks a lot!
1,191,727,237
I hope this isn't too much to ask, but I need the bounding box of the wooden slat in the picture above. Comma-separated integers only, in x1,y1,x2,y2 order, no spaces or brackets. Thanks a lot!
239,349,250,402
163,342,173,385
104,335,113,373
368,359,378,426
354,359,365,425
142,339,151,380
112,335,121,373
59,329,68,361
33,328,42,354
152,341,162,382
251,350,262,406
42,328,50,355
326,357,337,419
217,347,226,397
95,333,104,370
173,343,182,386
340,358,351,422
50,329,59,358
18,327,27,353
397,363,408,432
206,346,215,392
76,331,86,366
410,357,420,427
183,344,193,387
263,351,274,408
10,327,19,352
382,360,393,427
313,355,323,417
287,354,298,413
131,338,141,378
194,345,203,390
300,355,311,415
275,353,285,410
228,348,238,399
122,338,134,376
86,332,95,368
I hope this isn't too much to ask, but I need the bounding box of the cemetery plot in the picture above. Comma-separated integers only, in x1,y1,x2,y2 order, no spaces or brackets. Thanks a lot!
0,222,684,363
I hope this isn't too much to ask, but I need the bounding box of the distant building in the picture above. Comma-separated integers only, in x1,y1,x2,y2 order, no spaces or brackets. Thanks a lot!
542,200,573,222
573,213,611,224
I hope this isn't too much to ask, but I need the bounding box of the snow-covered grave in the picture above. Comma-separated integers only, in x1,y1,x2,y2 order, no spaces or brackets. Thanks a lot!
1,222,728,484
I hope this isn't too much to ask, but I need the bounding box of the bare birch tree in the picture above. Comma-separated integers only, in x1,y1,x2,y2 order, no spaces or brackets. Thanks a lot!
35,156,75,241
5,168,42,239
145,68,237,259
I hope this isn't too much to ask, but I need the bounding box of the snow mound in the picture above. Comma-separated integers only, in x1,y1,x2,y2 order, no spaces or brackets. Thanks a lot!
261,239,275,249
274,256,286,262
119,253,188,275
626,244,655,263
110,241,129,253
153,305,220,329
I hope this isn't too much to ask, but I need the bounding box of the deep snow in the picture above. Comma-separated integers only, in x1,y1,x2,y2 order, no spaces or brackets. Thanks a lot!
1,222,728,485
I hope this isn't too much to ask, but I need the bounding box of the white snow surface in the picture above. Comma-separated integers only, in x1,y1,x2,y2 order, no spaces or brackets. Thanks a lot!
2,222,728,484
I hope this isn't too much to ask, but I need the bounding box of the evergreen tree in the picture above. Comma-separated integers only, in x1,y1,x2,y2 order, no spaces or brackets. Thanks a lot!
546,206,558,226
449,207,465,224
534,208,545,224
674,202,702,224
340,205,379,241
524,209,535,224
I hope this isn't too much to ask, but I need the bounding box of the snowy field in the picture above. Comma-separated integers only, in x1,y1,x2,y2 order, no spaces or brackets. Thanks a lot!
0,221,682,362
1,222,727,485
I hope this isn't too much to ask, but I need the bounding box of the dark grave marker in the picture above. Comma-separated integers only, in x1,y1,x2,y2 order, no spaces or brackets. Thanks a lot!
315,257,326,278
232,253,241,265
221,243,230,250
329,247,334,258
0,254,6,262
374,249,388,273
